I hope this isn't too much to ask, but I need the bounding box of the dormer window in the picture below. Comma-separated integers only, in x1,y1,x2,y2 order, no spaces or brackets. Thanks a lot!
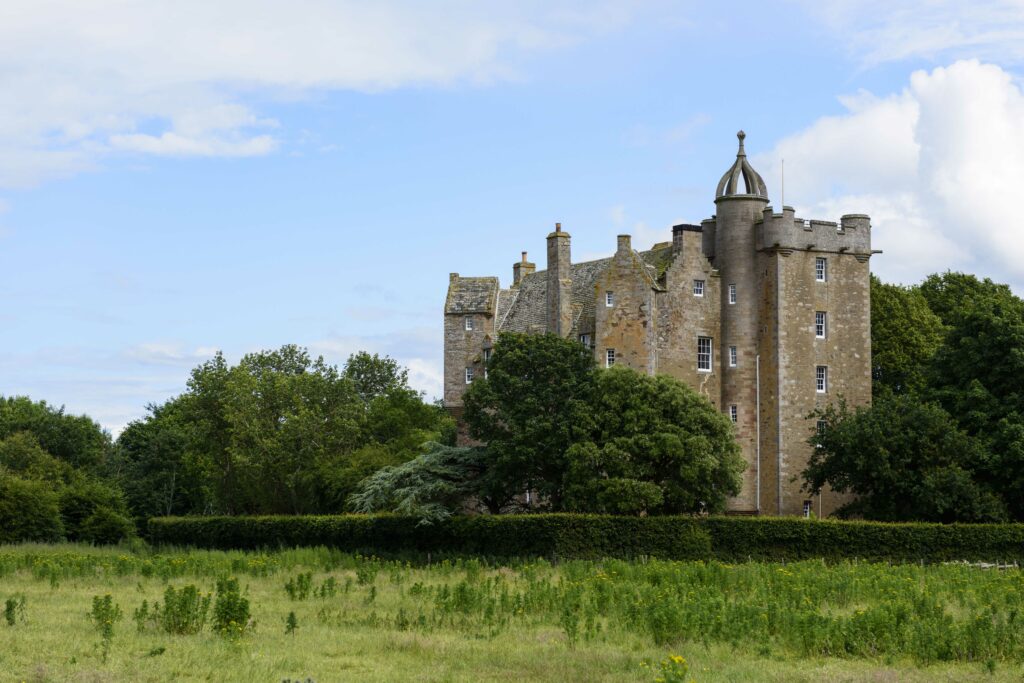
464,316,474,331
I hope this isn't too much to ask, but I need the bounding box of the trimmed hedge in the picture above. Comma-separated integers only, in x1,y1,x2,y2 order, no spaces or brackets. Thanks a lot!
147,514,1024,563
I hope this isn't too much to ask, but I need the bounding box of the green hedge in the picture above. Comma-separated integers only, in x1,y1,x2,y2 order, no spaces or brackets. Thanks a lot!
147,514,1024,562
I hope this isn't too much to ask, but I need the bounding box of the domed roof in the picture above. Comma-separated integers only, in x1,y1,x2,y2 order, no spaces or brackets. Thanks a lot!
715,130,768,200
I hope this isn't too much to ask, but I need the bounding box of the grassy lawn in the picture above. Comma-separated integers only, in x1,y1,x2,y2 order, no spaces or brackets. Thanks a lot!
0,544,1022,682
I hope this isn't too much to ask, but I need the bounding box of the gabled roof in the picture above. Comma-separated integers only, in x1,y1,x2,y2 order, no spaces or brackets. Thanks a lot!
445,276,499,314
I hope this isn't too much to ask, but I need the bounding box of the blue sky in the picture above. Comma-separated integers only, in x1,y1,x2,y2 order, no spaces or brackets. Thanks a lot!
3,1,1024,433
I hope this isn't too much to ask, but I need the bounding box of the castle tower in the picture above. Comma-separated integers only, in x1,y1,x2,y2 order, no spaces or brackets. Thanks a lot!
712,131,769,513
546,223,572,336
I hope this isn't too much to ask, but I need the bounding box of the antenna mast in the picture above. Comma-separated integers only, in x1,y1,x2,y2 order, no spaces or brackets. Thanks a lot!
781,158,785,208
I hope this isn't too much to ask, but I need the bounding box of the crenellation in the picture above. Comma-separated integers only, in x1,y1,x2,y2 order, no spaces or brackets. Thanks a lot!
757,206,871,255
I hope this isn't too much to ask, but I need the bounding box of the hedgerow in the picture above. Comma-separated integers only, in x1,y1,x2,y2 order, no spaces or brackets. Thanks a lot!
147,514,1024,562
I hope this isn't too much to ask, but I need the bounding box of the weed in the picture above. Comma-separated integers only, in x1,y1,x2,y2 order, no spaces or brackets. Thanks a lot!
212,577,250,639
88,594,122,663
285,611,298,635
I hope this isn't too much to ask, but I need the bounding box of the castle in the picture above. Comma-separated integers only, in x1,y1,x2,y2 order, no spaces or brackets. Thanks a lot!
443,132,874,517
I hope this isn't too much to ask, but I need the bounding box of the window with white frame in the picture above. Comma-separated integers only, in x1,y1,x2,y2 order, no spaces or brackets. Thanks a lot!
728,283,737,304
465,367,474,384
483,349,491,379
729,405,738,423
606,348,615,367
693,279,705,297
803,500,812,518
605,291,614,307
579,334,591,348
697,337,712,372
464,316,474,331
816,365,828,393
815,257,827,282
729,346,737,367
815,311,827,339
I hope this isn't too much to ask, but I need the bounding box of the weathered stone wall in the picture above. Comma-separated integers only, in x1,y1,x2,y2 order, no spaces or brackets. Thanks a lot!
443,275,498,409
594,235,656,374
546,226,572,337
655,228,721,407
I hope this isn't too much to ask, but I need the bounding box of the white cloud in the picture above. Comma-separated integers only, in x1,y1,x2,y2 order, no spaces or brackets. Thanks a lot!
806,0,1024,67
0,0,631,187
125,342,218,367
754,60,1024,289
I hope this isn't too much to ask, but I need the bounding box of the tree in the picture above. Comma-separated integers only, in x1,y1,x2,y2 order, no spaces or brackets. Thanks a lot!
803,395,1005,523
870,275,944,398
343,351,409,404
563,368,743,515
0,473,64,543
0,396,110,470
348,442,491,523
0,431,73,486
463,332,597,509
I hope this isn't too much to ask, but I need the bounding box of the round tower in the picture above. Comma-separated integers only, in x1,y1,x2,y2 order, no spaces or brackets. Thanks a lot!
714,131,769,513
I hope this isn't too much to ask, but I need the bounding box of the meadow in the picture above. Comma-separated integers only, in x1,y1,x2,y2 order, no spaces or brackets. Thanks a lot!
0,544,1023,682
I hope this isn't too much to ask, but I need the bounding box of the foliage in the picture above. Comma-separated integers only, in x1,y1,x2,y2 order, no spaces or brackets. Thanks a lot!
348,442,492,523
0,473,64,543
4,595,25,626
463,332,597,510
58,478,133,543
342,351,409,404
212,576,251,638
563,368,743,515
0,396,110,471
804,396,1005,523
114,400,195,518
88,594,122,662
0,432,74,486
154,584,211,634
869,275,945,398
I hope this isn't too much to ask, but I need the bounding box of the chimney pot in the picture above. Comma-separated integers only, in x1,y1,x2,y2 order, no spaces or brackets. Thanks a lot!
522,251,528,263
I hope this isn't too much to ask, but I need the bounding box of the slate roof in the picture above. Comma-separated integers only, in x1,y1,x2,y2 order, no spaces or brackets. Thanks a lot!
445,276,499,314
495,243,675,336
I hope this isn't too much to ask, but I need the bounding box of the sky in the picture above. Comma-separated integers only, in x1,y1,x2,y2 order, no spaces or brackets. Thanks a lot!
3,0,1024,435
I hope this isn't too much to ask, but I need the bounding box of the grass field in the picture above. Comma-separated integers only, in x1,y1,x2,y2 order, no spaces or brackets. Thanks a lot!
1,544,1023,682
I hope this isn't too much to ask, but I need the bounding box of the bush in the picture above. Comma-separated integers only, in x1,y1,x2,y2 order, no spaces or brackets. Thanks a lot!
79,507,136,545
148,513,1024,563
0,474,64,543
212,577,250,638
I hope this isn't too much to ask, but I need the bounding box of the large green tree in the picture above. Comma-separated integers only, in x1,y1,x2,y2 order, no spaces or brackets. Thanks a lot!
563,367,743,515
462,332,597,509
870,275,944,398
0,396,110,470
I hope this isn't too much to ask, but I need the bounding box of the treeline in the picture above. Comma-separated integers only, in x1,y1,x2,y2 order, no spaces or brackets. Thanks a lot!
807,272,1024,522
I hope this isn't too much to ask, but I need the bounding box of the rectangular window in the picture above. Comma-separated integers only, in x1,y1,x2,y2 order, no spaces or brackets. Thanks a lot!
729,405,738,423
815,311,826,339
465,367,474,384
816,420,826,447
693,279,705,297
816,365,828,393
697,337,712,372
464,316,474,331
728,283,737,304
483,349,491,379
605,291,614,307
729,345,737,367
606,348,615,368
579,334,590,348
803,500,812,518
815,257,827,282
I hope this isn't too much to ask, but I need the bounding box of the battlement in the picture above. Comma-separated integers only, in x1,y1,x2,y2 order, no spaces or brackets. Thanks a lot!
755,206,870,254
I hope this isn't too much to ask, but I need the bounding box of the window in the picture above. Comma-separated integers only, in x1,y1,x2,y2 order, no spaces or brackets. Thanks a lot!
729,345,737,367
483,349,491,379
465,367,474,384
579,334,591,348
729,405,738,423
728,283,737,304
803,500,812,518
605,291,614,307
693,279,705,297
606,348,616,367
816,420,826,448
697,337,712,372
815,311,826,339
815,257,827,282
464,316,474,331
816,365,828,393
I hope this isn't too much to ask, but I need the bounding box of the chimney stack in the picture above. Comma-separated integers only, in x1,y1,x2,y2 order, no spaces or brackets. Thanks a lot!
513,251,535,287
546,222,572,336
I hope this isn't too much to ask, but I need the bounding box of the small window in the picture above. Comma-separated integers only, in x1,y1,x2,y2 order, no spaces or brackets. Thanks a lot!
815,419,826,447
729,405,738,423
483,348,491,364
815,311,826,339
465,367,474,384
693,280,705,297
728,284,737,304
605,291,614,307
729,346,737,367
815,257,827,282
464,316,474,331
697,337,712,372
579,334,591,348
606,348,615,368
803,500,812,518
816,366,828,393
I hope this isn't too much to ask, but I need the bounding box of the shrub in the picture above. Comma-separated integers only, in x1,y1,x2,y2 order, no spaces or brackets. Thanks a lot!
58,479,130,542
212,577,250,638
79,507,136,545
155,584,211,634
148,513,1024,563
0,474,64,543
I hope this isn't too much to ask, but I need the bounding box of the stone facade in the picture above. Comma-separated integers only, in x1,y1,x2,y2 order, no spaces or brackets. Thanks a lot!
443,132,875,517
